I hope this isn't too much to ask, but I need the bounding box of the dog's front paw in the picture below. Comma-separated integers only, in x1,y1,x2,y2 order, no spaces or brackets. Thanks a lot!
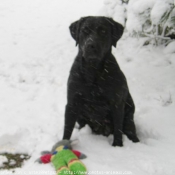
132,137,140,143
127,134,140,143
112,140,123,147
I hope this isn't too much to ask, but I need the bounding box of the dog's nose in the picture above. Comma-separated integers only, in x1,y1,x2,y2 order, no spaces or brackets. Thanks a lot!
86,42,97,52
87,43,95,49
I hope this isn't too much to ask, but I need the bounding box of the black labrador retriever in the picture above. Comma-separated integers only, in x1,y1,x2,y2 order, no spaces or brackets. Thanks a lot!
62,16,139,146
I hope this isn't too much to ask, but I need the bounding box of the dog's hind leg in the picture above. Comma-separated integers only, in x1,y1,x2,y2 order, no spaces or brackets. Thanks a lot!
123,93,139,143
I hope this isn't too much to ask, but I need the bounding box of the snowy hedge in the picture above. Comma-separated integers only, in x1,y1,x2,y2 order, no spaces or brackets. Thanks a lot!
101,0,175,45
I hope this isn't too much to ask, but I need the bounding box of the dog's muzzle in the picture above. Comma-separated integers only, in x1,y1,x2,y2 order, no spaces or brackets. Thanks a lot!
83,39,101,59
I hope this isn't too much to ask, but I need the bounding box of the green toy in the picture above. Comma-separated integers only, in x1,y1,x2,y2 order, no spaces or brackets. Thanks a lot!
36,140,87,175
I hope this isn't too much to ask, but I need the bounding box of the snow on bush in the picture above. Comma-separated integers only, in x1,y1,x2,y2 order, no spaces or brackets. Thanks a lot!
99,0,127,25
101,0,175,45
164,40,175,53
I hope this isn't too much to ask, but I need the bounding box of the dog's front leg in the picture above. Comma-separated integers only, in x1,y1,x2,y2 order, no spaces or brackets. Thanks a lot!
63,104,77,140
111,104,124,147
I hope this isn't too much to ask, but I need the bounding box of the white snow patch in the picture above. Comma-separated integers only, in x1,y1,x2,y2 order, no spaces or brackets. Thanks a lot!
126,0,155,32
128,0,155,14
164,41,175,54
151,0,173,24
99,0,126,25
0,156,8,167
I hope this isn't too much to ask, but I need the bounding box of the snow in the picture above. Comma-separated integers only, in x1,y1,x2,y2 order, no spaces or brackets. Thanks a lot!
151,0,173,24
129,0,155,14
99,0,126,26
116,0,175,34
125,0,154,33
0,0,175,175
9,160,16,166
0,155,8,167
164,41,175,54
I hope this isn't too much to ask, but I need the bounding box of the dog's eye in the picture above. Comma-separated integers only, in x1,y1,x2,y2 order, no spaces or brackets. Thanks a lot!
82,28,90,34
99,29,107,35
101,30,106,34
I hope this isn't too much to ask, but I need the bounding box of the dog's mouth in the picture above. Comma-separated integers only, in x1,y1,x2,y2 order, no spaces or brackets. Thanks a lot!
83,50,99,59
83,56,100,69
83,50,102,66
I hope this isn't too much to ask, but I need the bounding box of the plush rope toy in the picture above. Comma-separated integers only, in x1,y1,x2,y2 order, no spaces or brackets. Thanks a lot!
36,140,87,175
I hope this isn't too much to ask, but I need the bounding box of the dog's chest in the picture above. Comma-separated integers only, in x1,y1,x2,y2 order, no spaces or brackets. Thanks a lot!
80,83,110,120
83,83,105,101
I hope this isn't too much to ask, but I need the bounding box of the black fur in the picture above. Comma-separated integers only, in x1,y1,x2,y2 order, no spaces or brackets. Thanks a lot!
63,16,139,146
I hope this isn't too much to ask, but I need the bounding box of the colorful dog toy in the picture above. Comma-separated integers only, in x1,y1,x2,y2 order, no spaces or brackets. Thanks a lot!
36,140,87,175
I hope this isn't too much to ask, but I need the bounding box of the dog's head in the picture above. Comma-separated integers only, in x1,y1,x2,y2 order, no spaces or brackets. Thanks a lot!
69,16,124,66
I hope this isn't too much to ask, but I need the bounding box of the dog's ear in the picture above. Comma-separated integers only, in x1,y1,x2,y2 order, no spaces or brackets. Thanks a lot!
107,18,124,47
69,20,80,46
69,17,89,46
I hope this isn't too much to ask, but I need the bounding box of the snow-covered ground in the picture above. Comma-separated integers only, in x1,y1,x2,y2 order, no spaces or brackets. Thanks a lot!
0,0,175,175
